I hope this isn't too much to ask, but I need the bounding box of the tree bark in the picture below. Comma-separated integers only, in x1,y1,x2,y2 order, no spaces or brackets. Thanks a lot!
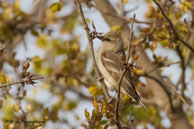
93,0,193,129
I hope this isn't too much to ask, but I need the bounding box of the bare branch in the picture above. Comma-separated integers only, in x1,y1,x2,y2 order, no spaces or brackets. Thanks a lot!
153,0,194,52
165,80,194,116
0,77,44,88
75,0,110,100
115,14,136,129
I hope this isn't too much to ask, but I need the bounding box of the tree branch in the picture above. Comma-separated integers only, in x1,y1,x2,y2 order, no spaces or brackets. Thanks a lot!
0,77,44,88
152,0,194,52
75,0,110,100
115,14,136,129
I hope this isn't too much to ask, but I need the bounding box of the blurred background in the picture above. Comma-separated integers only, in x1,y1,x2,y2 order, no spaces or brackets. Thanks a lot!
0,0,193,129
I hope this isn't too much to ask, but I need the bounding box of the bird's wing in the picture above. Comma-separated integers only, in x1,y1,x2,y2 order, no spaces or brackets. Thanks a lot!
101,51,140,101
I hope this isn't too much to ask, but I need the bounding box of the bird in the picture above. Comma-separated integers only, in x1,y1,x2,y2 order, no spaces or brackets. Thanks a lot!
96,31,148,112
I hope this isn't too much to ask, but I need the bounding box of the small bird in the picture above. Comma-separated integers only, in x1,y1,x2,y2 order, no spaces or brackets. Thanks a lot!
96,31,148,112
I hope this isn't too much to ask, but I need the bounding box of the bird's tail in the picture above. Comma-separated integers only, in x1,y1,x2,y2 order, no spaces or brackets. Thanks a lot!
139,99,149,113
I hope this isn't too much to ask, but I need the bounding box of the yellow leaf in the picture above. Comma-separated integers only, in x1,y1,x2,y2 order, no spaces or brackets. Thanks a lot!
122,0,130,4
148,106,157,115
88,86,102,97
151,42,157,51
26,104,32,112
111,25,121,31
6,76,13,83
134,68,143,75
0,100,3,108
13,104,20,112
14,1,20,10
93,99,99,110
50,2,62,12
85,109,90,122
0,75,7,84
133,54,139,61
121,95,131,103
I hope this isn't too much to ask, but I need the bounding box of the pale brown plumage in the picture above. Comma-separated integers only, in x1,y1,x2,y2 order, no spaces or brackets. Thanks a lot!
97,31,148,112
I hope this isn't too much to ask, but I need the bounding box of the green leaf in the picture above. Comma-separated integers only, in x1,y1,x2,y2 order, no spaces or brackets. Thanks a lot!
99,120,108,125
66,101,77,110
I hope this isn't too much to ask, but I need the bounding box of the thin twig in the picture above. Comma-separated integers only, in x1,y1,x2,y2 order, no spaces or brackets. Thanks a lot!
75,0,110,100
147,61,181,74
0,77,44,88
153,0,194,52
176,46,186,96
165,80,194,116
115,14,136,129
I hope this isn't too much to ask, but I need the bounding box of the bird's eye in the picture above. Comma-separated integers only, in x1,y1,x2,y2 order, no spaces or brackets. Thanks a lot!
105,37,111,41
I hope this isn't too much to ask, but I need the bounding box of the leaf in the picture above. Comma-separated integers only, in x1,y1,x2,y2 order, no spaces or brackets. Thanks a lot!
0,74,7,84
26,104,32,112
93,99,99,110
13,104,20,112
151,42,157,51
101,107,107,114
91,109,98,120
104,125,109,129
66,101,77,110
99,120,108,125
0,100,3,108
88,86,103,97
121,95,131,103
133,54,139,61
106,112,114,119
122,0,130,4
111,25,121,31
134,68,143,74
43,107,49,116
50,2,62,12
85,109,90,122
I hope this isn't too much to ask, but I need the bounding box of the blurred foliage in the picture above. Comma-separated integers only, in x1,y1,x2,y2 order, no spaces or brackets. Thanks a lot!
0,0,193,129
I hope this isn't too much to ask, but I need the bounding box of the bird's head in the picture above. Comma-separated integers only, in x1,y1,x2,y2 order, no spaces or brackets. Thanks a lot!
100,31,125,54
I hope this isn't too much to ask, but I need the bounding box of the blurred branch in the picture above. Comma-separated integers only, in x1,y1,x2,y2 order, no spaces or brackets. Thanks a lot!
0,44,5,53
0,77,44,88
91,4,150,25
165,80,194,116
147,61,181,74
153,0,194,52
75,0,110,100
175,47,186,95
140,73,174,111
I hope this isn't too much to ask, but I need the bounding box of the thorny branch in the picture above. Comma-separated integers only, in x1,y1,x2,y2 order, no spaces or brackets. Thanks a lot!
115,14,136,129
152,0,194,52
75,0,110,100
